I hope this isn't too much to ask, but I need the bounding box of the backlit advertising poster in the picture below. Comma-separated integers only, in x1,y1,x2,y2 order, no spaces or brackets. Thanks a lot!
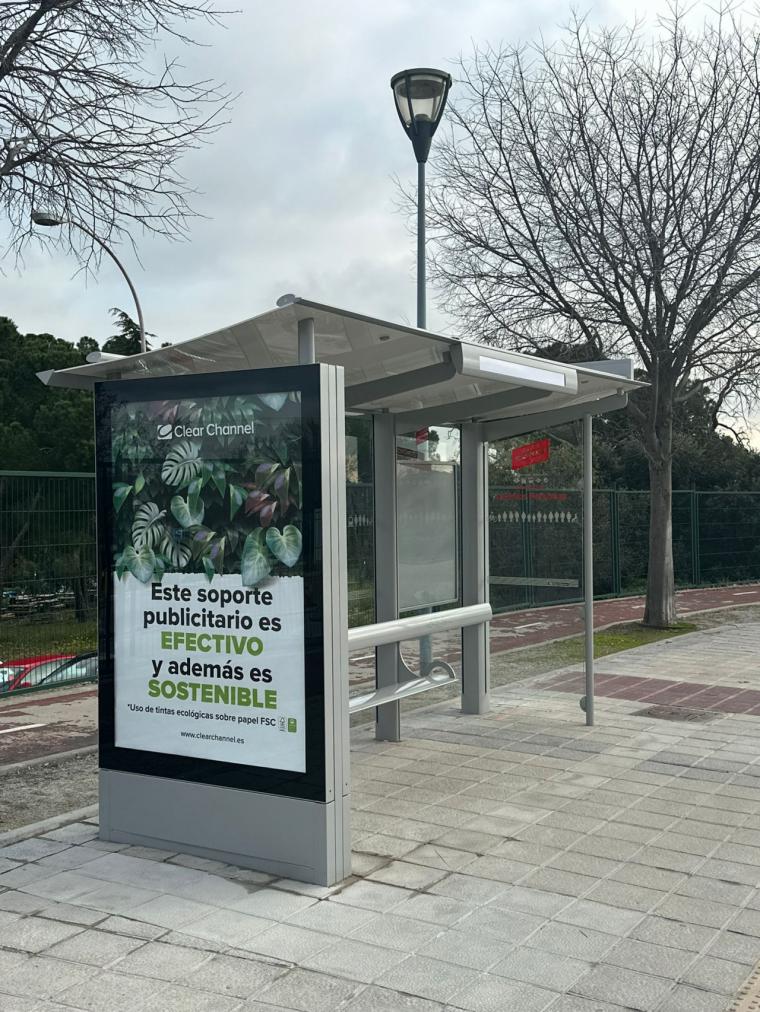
96,368,326,798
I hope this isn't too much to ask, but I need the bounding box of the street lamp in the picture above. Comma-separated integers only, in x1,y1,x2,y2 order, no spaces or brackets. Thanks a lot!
391,69,452,675
390,68,452,329
31,211,147,354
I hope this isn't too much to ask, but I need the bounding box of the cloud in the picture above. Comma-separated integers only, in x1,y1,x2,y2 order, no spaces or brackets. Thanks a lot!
1,0,684,347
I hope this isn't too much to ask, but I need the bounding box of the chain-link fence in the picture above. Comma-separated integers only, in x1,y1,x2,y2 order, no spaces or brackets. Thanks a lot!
3,471,760,680
0,471,375,674
0,471,97,692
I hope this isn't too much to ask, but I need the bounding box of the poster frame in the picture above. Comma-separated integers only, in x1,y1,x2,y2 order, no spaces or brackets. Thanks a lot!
397,459,461,613
95,366,327,803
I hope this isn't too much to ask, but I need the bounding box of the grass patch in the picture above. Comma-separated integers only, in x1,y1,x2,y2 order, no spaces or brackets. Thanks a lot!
489,620,698,690
0,614,96,659
594,621,696,656
549,620,698,665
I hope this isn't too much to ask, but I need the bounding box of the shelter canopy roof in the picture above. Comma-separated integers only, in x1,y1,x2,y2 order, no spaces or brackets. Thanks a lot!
38,296,642,427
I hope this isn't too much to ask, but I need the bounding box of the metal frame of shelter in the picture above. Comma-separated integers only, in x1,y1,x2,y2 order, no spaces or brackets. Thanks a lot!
40,295,642,741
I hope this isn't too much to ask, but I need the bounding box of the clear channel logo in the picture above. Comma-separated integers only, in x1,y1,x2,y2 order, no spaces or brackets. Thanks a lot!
157,420,254,440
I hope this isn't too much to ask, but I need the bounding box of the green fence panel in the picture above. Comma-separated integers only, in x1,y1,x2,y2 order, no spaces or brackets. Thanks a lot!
489,485,760,614
0,472,377,675
697,492,760,585
615,490,649,598
5,472,760,664
1,471,97,669
672,491,695,589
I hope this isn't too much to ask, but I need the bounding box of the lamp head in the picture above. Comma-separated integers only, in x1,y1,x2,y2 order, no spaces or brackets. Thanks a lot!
390,68,452,163
32,211,65,227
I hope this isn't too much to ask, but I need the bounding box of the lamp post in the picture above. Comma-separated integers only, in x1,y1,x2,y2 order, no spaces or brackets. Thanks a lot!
391,69,452,674
31,212,147,354
390,68,452,329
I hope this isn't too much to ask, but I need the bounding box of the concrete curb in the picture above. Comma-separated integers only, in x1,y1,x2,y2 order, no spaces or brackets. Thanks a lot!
0,804,98,847
0,744,97,777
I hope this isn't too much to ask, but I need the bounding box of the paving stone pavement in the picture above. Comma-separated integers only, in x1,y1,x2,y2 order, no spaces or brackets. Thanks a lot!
4,625,760,1010
545,621,760,720
551,619,760,690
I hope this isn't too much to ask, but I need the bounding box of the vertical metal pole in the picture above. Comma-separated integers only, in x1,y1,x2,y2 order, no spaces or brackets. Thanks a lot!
520,486,530,609
525,486,535,607
298,318,316,365
611,489,621,596
418,427,433,673
694,491,701,585
461,423,490,714
417,161,426,330
320,363,351,882
416,158,433,671
583,414,594,727
690,487,699,586
373,413,401,741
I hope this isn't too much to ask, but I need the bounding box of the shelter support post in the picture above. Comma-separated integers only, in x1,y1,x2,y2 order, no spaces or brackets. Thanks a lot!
583,413,595,726
460,423,490,714
373,412,401,741
298,318,316,365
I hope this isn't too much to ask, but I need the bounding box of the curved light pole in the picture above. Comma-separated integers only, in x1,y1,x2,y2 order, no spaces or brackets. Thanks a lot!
31,211,147,354
390,68,452,329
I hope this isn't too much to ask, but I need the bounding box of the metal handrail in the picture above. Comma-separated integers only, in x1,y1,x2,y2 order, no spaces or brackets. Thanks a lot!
348,603,492,652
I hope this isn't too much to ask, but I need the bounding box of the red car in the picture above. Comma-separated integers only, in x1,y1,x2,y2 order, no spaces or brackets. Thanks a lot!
0,653,74,693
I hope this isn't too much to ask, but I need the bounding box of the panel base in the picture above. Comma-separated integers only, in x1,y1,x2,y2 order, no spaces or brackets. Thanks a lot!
99,769,351,886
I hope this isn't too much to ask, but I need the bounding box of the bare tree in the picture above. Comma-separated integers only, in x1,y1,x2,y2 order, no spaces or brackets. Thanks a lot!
425,10,760,626
0,1,231,260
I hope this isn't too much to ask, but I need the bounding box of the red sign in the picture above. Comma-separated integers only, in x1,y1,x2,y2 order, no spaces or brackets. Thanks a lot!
511,438,550,470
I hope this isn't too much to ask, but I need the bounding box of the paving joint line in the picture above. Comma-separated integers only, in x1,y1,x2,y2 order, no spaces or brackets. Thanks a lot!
0,804,98,846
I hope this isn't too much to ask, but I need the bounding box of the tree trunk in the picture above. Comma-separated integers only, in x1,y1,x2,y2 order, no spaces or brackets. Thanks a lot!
0,486,41,599
71,554,89,624
643,454,676,627
71,536,94,624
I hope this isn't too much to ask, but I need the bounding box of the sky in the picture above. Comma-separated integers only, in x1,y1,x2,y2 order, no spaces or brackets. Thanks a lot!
1,0,700,349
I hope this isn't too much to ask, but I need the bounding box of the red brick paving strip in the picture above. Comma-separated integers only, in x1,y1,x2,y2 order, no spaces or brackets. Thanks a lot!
543,670,760,714
491,583,760,651
0,687,97,714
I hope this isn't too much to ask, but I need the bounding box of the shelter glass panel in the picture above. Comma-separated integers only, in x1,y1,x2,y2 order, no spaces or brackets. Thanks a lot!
346,417,374,628
348,644,375,725
488,430,582,614
396,425,463,713
396,426,462,617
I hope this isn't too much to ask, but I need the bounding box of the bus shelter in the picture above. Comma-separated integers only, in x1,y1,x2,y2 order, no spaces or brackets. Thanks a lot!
39,296,641,885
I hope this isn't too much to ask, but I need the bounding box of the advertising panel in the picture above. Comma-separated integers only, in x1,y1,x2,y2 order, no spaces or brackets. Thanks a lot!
96,367,326,800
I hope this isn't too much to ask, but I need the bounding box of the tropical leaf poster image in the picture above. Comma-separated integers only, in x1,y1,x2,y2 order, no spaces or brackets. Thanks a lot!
110,392,303,587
